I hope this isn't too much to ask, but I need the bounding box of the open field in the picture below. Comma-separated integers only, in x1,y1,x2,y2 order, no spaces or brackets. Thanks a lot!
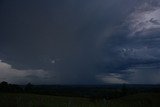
0,93,160,107
107,93,160,107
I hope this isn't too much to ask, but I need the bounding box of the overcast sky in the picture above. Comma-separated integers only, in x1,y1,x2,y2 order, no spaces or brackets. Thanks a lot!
1,0,160,84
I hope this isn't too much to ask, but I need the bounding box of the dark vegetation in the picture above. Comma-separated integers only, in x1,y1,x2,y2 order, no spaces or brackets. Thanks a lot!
0,81,160,107
0,81,160,101
1,93,160,107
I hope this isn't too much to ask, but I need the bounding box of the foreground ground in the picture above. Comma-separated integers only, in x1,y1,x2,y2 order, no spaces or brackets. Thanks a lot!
0,93,160,107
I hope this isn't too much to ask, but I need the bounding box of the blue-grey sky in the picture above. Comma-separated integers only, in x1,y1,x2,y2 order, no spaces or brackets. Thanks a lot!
1,0,160,84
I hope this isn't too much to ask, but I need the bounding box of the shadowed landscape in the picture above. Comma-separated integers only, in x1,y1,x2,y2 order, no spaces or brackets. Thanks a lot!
0,81,160,107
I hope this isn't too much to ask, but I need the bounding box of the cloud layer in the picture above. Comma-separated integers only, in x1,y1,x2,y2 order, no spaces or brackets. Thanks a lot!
99,0,160,84
0,0,160,84
0,60,51,84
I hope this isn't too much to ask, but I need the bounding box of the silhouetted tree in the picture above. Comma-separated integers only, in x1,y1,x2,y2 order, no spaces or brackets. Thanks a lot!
0,81,9,92
0,81,23,92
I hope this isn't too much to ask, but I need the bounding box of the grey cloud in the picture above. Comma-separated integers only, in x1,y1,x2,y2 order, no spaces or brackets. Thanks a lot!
125,64,160,84
0,60,53,84
99,0,160,84
96,73,128,84
0,0,160,84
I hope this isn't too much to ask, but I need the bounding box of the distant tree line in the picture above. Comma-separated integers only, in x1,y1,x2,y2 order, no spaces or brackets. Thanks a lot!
0,81,160,101
0,81,33,93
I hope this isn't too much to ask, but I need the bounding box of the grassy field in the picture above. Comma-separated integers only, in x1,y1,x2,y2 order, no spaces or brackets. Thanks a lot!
0,93,160,107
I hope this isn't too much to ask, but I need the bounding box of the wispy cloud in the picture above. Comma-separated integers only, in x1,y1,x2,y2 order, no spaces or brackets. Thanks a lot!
126,2,160,36
97,73,128,84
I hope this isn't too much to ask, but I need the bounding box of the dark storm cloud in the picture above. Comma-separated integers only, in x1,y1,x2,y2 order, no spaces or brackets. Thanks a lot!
98,0,160,84
0,0,160,84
